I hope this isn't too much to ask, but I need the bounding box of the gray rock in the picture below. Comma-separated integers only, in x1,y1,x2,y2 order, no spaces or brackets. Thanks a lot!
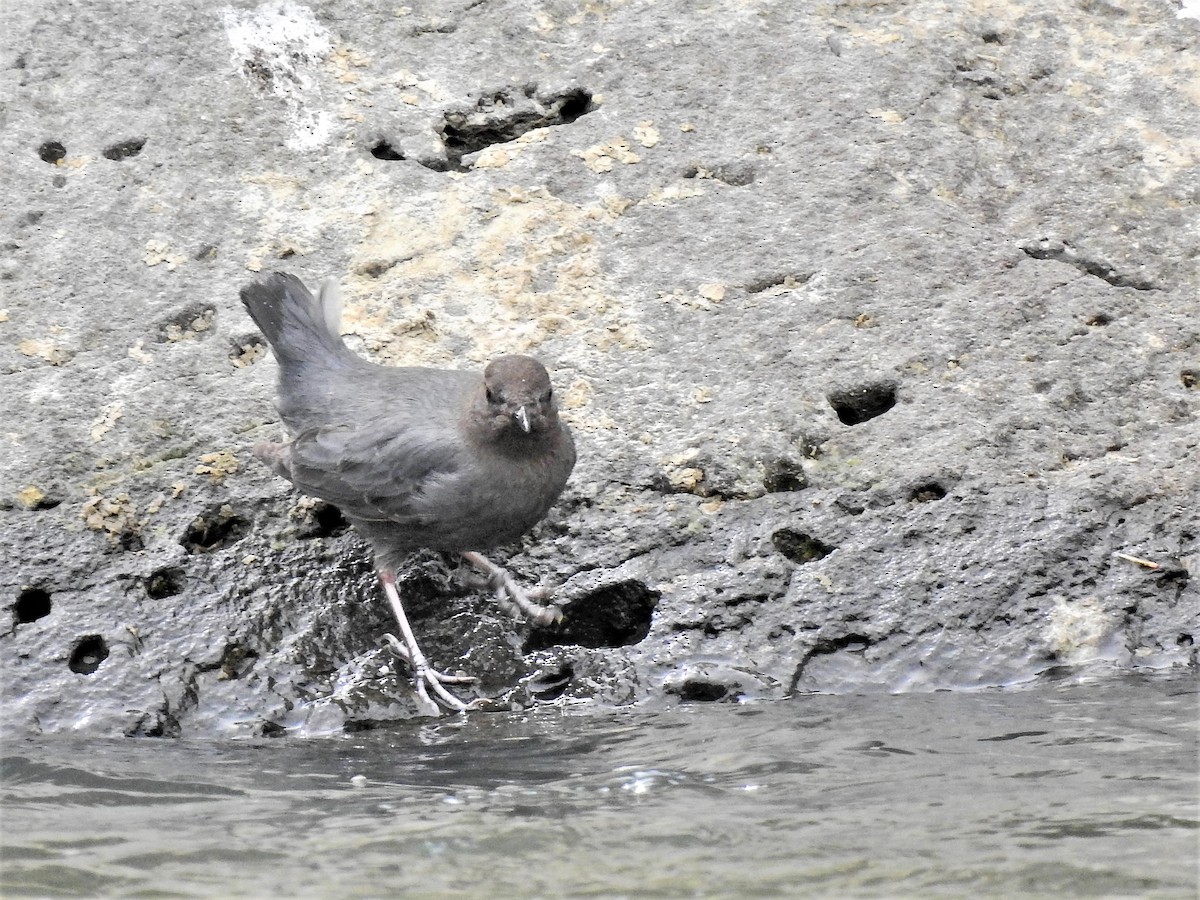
2,0,1196,735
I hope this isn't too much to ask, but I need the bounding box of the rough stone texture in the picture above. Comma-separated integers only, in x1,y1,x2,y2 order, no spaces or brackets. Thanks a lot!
2,0,1196,735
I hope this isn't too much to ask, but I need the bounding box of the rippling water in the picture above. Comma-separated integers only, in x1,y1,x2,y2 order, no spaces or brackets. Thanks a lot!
2,674,1196,898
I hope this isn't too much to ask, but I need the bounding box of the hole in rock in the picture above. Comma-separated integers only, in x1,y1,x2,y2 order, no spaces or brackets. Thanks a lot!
771,529,834,564
1182,370,1196,389
69,635,109,674
38,141,66,163
762,458,807,493
527,664,574,701
828,382,897,425
369,140,404,161
102,138,146,161
524,579,657,652
297,501,350,539
553,88,593,123
910,482,947,502
439,87,594,169
813,632,873,656
14,587,51,624
145,566,185,599
118,531,145,552
182,505,248,553
128,712,182,739
669,679,728,702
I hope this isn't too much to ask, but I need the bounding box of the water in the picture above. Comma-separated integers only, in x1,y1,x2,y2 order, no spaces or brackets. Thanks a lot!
2,674,1196,898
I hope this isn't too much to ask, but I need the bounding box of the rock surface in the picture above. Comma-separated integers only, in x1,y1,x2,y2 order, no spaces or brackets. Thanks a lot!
2,0,1196,735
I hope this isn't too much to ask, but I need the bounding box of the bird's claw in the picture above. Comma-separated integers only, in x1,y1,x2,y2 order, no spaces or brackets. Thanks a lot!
460,551,564,626
490,581,563,626
381,634,476,714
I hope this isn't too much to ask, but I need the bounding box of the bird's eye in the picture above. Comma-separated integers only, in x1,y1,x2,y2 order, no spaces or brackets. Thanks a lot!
541,388,553,403
485,386,498,404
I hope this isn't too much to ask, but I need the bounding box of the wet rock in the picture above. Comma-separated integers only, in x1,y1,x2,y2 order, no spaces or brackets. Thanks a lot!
1,0,1195,734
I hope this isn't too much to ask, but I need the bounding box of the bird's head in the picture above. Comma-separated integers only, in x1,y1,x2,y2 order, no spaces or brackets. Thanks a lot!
476,355,561,439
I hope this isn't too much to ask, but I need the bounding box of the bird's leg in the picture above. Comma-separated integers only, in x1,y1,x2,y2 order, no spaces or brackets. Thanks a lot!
377,570,474,714
460,551,564,626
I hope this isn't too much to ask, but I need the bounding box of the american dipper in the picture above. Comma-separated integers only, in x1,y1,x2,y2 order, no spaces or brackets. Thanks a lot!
241,272,576,713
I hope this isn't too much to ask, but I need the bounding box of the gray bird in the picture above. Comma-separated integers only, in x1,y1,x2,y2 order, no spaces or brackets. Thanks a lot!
240,272,576,713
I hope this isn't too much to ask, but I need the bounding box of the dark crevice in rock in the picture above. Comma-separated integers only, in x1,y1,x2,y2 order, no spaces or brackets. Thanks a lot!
1021,239,1157,291
1153,559,1189,587
145,566,186,600
118,531,145,553
526,663,574,701
14,587,52,624
828,381,897,425
217,643,259,680
910,482,947,502
126,709,182,738
813,633,873,655
524,579,657,652
432,86,594,171
762,457,807,493
668,679,728,702
789,632,874,691
38,140,66,163
744,272,813,293
771,529,834,564
369,140,404,161
181,505,248,553
1181,370,1196,389
651,452,780,501
69,635,109,674
102,138,146,161
295,501,351,540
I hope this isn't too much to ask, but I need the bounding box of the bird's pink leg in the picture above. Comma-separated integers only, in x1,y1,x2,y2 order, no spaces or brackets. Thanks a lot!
460,552,564,626
378,570,474,714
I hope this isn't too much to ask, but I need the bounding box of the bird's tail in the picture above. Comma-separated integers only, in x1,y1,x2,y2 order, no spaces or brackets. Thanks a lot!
240,272,351,370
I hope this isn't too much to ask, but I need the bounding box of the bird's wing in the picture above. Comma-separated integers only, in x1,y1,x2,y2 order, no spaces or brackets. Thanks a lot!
283,422,462,525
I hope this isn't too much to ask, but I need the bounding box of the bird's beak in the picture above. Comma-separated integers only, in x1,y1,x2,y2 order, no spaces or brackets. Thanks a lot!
514,405,532,433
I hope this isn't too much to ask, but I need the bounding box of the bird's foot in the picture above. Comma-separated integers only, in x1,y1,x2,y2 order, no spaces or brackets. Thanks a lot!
381,634,476,714
460,551,564,626
379,570,475,715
